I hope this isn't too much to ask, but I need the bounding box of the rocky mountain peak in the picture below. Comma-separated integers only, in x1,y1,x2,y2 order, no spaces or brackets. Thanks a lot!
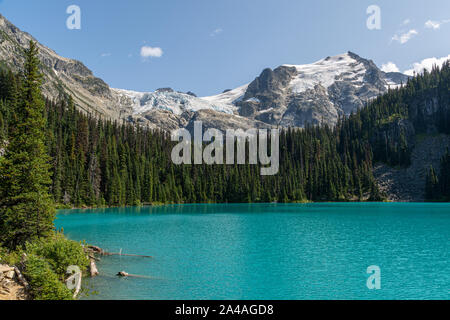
234,52,410,127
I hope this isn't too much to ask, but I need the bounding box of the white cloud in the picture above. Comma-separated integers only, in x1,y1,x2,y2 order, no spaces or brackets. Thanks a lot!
140,46,163,58
404,54,450,76
391,29,418,44
402,19,411,26
425,19,450,30
210,28,223,37
100,53,111,57
381,62,400,73
425,20,441,29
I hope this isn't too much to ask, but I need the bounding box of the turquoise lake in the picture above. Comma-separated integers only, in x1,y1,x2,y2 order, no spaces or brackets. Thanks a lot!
56,203,450,300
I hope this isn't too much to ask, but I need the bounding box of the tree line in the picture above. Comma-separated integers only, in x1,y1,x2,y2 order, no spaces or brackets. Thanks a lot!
1,45,449,213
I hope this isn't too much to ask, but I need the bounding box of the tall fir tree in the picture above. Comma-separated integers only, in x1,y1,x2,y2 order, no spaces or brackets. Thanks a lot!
0,41,55,249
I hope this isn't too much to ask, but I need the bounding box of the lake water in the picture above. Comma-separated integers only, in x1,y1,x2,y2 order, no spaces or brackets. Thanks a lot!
56,203,450,300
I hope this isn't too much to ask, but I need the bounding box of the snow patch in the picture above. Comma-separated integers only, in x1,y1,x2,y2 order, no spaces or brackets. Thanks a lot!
384,78,403,90
283,53,366,94
201,84,249,105
113,88,238,116
245,97,260,103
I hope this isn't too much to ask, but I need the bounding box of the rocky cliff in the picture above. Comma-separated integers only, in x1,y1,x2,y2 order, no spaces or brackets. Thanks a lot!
374,134,450,201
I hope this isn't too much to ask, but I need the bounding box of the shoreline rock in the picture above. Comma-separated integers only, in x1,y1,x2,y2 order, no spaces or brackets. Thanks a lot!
0,264,29,300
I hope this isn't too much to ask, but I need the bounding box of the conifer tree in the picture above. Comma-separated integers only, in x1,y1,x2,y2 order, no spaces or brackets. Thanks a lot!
0,41,55,249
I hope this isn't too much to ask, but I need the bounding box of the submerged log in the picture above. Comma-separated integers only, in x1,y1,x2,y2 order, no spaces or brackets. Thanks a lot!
86,245,152,259
103,252,153,258
117,271,129,277
85,245,153,279
116,271,154,279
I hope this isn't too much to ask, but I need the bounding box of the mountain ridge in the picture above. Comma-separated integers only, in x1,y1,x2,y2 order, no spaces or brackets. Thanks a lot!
0,13,121,119
0,14,409,131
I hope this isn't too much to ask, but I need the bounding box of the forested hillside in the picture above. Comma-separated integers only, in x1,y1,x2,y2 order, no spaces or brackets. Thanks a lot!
1,58,449,206
0,75,379,206
342,62,450,201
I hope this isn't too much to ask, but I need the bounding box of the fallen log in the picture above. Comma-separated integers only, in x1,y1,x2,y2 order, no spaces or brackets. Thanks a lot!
65,273,82,299
14,267,30,291
89,258,99,277
87,245,103,254
73,275,82,298
86,245,152,258
103,252,153,258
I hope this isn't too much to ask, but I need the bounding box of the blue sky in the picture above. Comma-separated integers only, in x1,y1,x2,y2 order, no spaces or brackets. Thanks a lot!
1,0,450,96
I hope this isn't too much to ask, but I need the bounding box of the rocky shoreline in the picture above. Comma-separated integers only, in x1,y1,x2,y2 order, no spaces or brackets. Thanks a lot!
0,264,28,300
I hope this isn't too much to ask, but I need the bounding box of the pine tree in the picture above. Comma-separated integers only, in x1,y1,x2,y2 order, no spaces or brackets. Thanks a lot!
0,41,55,249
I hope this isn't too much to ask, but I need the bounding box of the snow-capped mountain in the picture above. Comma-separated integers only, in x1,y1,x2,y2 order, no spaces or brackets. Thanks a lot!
234,52,410,128
0,13,409,131
119,52,409,130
